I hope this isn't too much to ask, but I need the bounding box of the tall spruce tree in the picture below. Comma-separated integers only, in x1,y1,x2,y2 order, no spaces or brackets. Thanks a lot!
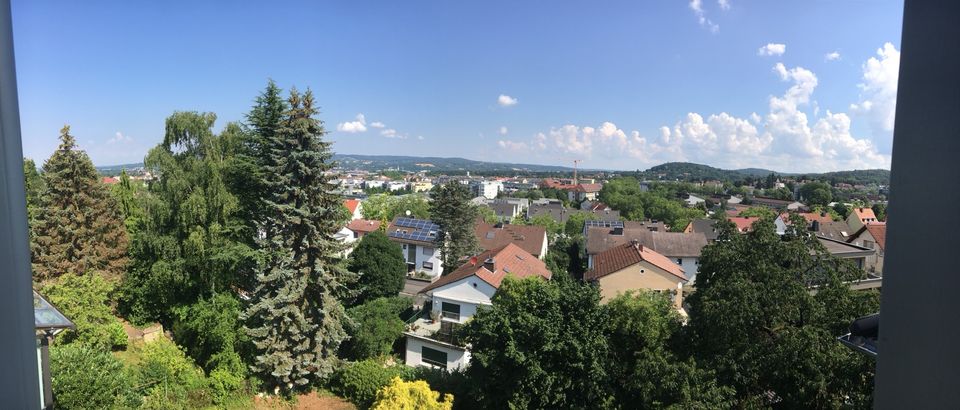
32,126,128,282
430,181,478,271
243,88,351,392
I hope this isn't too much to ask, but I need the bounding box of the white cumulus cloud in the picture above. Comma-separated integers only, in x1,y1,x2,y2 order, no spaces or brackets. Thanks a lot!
108,131,132,144
689,0,720,32
758,43,786,57
499,126,508,135
497,94,518,107
370,121,385,129
336,113,367,133
718,0,731,10
850,42,900,152
825,51,841,61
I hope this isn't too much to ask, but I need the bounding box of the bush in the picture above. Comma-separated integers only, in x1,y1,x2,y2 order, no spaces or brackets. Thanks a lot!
50,344,139,409
171,292,247,373
328,359,408,408
371,377,453,410
345,297,410,360
40,272,127,350
135,338,212,408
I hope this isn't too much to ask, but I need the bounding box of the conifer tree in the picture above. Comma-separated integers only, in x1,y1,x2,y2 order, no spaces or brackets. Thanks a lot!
32,126,128,281
430,181,478,271
244,88,351,392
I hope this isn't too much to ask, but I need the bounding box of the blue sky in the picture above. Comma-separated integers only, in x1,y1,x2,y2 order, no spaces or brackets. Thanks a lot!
12,1,903,172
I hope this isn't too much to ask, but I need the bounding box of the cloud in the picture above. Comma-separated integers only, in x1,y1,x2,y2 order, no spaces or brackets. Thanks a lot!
757,43,786,56
380,128,408,139
499,126,508,135
370,121,385,129
689,0,720,32
417,136,424,141
108,131,132,144
497,54,892,171
336,113,367,133
718,0,731,10
497,94,518,107
825,51,841,61
849,42,899,152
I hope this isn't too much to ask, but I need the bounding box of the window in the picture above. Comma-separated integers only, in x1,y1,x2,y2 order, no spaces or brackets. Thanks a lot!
422,246,433,256
676,258,683,265
422,261,434,270
441,302,461,321
421,346,447,368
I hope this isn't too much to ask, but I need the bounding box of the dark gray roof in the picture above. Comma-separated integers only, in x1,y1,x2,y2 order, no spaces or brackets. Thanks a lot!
813,221,851,241
817,236,874,258
527,205,620,224
586,227,708,257
687,219,720,241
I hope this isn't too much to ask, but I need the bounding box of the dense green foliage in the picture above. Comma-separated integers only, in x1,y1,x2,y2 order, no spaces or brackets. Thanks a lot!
361,193,431,221
430,181,479,271
329,359,411,408
599,177,703,230
685,217,880,407
119,112,255,324
110,169,146,235
32,126,129,281
348,231,406,304
50,345,139,409
243,88,350,392
463,277,610,409
799,181,833,206
40,273,127,350
344,296,411,360
172,293,248,377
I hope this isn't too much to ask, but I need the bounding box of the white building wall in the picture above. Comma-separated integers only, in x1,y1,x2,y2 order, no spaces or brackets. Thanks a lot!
429,277,497,323
400,242,444,277
404,336,471,371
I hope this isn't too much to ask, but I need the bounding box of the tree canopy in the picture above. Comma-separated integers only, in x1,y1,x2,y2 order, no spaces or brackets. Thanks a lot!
348,230,406,305
430,181,479,271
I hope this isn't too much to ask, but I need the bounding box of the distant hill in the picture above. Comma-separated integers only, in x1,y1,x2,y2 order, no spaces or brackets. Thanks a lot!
637,162,890,186
332,154,573,173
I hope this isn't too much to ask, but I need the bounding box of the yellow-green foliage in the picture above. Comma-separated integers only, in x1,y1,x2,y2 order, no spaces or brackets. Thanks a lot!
371,377,453,410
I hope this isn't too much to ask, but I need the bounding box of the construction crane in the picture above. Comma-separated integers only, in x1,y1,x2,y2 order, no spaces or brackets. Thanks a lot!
573,159,582,185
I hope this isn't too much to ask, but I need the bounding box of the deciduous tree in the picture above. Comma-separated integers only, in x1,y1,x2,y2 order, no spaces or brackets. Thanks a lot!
348,230,406,304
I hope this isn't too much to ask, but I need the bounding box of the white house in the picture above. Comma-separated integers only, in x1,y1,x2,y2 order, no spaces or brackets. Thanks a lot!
387,217,444,278
343,199,362,220
403,244,552,371
387,181,408,192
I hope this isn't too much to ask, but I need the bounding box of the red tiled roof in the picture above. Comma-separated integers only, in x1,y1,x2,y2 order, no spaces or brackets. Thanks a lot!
576,183,602,193
343,199,361,214
102,176,119,185
347,219,380,233
853,207,877,221
727,217,760,233
783,212,833,225
585,242,686,282
420,243,551,294
475,222,547,258
848,222,887,251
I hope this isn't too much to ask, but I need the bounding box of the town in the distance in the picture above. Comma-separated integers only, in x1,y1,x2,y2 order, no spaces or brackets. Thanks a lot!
28,86,885,410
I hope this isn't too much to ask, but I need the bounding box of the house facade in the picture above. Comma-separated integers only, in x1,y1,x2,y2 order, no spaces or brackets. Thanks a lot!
585,225,708,283
387,217,444,278
403,244,551,371
584,241,687,308
846,207,879,232
847,222,887,275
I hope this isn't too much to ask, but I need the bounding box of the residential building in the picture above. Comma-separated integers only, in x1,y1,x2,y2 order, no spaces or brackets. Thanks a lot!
475,221,548,259
528,203,620,224
387,181,408,192
585,226,708,283
584,241,687,308
846,207,879,232
471,180,503,199
346,219,381,239
811,220,852,241
568,183,602,202
684,218,720,241
410,181,434,192
343,199,362,220
727,216,787,234
685,194,705,207
847,222,887,274
817,236,875,271
404,244,551,371
751,196,806,211
387,217,444,278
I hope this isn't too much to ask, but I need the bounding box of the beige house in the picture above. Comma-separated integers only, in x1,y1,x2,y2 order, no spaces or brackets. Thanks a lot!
584,241,688,308
846,207,879,232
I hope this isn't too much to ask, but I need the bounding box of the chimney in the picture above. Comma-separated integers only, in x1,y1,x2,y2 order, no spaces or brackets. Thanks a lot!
812,220,820,232
483,257,495,272
470,256,478,266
